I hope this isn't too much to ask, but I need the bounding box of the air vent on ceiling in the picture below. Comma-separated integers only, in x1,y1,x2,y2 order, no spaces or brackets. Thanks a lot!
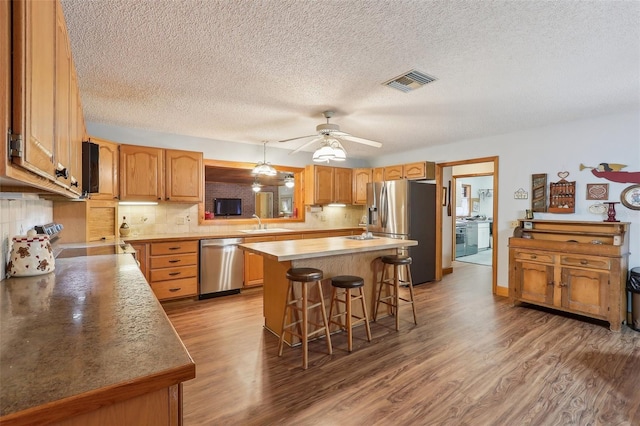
383,69,437,93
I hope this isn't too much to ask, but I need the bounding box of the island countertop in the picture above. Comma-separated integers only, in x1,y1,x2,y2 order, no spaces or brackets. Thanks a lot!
239,236,418,262
0,254,195,424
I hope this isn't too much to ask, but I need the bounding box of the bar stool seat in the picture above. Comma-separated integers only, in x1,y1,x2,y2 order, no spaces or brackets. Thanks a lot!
328,275,372,352
373,255,417,331
278,267,332,369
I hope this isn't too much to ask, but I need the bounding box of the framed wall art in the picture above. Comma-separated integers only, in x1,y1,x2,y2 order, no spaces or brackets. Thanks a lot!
620,184,640,210
586,183,609,200
531,173,547,212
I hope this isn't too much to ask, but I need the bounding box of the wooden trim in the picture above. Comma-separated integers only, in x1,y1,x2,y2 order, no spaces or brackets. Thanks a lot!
436,156,499,295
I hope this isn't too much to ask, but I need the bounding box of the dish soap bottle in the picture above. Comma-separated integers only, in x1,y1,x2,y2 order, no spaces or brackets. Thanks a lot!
119,216,131,237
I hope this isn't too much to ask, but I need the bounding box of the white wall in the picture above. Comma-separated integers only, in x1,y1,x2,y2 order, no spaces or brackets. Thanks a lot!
88,110,640,289
371,110,640,289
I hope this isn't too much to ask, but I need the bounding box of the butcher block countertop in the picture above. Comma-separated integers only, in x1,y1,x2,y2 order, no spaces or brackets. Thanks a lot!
0,254,195,424
239,236,418,262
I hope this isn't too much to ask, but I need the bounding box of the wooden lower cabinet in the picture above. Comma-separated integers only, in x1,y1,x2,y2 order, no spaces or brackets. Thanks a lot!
509,220,629,331
148,240,198,300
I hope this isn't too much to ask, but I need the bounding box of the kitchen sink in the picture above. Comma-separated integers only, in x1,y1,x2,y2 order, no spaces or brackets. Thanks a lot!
240,228,293,233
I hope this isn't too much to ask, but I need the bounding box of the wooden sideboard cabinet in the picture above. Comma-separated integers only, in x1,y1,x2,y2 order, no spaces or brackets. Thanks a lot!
509,220,630,331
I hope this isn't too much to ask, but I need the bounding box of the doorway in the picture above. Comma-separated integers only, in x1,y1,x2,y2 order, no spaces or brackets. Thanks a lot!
435,156,499,295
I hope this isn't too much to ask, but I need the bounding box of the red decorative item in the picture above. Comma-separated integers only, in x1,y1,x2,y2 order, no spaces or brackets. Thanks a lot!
603,202,620,222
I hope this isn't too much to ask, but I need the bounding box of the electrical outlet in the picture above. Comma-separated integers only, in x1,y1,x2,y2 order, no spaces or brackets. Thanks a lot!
320,214,326,222
176,217,185,225
509,220,519,228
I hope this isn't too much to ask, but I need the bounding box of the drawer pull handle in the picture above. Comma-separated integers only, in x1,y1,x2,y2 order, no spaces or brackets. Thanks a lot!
548,281,554,286
168,247,181,250
580,260,588,265
168,272,181,276
558,283,567,288
530,255,537,259
169,288,181,292
168,260,181,263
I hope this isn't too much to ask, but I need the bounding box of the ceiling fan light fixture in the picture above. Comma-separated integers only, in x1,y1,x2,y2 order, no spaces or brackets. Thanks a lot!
251,179,262,192
252,142,277,176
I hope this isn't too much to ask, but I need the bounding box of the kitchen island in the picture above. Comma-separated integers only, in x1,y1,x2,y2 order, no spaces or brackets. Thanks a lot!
0,253,195,425
239,236,418,341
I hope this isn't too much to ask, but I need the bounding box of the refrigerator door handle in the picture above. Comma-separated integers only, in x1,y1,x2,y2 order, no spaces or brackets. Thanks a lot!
380,183,388,229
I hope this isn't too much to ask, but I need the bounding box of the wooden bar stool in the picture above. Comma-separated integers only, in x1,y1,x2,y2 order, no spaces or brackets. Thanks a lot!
328,275,372,352
373,255,418,331
278,267,332,369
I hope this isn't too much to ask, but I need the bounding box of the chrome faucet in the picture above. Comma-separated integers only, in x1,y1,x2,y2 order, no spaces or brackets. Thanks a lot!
252,214,262,229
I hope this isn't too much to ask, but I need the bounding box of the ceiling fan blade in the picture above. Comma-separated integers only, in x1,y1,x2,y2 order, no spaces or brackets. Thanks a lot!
338,134,382,148
289,137,322,155
278,134,316,143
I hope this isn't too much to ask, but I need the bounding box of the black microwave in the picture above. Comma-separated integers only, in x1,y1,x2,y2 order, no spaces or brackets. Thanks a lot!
82,141,99,194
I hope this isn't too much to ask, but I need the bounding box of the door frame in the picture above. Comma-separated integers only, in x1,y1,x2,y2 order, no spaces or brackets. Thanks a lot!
435,156,500,296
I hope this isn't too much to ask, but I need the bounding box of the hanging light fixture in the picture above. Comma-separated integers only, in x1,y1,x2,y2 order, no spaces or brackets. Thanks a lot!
252,141,277,176
251,178,262,192
312,137,346,163
284,174,295,188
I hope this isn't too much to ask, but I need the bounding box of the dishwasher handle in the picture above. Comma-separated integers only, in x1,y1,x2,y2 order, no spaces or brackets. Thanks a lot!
200,238,244,248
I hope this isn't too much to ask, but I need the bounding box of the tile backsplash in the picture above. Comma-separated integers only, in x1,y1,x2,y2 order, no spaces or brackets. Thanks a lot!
1,198,53,280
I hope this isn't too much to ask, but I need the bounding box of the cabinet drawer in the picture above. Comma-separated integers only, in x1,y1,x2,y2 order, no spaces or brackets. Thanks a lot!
151,277,197,300
561,256,610,270
514,251,554,263
151,240,198,255
150,265,198,282
150,253,197,269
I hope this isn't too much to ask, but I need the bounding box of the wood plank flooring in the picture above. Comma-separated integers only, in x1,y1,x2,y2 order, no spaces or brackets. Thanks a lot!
163,262,640,425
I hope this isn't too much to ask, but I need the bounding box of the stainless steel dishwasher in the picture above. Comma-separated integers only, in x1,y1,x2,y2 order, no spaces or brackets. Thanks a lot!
199,238,244,299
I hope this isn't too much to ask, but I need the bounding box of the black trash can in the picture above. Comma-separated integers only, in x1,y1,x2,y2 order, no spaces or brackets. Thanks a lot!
628,267,640,331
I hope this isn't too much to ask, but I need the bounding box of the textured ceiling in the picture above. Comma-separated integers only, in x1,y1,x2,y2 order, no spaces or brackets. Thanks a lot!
61,0,640,160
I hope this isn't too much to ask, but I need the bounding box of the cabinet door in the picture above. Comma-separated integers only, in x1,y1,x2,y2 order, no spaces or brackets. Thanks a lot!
119,145,164,201
130,243,148,281
384,165,403,180
513,260,554,304
314,165,334,205
11,0,57,180
334,167,353,204
478,224,490,249
372,168,385,182
92,138,120,200
54,4,71,188
244,252,264,287
165,149,203,202
352,168,371,205
69,67,83,193
561,268,609,318
403,162,427,180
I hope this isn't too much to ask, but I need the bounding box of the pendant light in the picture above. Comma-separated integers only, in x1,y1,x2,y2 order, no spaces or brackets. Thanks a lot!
312,137,346,163
252,141,277,176
251,178,262,192
284,174,295,188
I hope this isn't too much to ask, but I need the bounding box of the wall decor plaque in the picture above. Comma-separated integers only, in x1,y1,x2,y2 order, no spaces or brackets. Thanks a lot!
531,173,547,212
586,183,609,200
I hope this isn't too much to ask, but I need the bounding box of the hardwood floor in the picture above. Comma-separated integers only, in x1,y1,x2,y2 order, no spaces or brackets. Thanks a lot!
163,262,640,425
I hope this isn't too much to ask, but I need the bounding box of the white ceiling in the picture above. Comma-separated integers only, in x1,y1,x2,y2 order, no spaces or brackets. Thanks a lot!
61,0,640,160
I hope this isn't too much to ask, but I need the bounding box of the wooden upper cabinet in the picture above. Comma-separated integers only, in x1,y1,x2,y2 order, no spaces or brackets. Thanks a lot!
119,144,203,202
6,0,85,198
89,137,119,200
372,167,385,182
382,162,435,181
353,168,372,205
11,0,57,180
119,145,164,201
334,166,352,204
304,165,352,205
165,149,203,202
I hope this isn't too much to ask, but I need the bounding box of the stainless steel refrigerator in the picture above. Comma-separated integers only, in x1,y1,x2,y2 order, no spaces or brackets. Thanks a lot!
366,180,436,285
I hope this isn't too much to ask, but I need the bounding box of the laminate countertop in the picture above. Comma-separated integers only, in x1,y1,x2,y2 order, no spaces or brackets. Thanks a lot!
239,236,418,262
0,254,195,424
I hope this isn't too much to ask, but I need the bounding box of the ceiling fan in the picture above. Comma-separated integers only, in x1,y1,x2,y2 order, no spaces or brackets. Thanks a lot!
278,111,382,160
